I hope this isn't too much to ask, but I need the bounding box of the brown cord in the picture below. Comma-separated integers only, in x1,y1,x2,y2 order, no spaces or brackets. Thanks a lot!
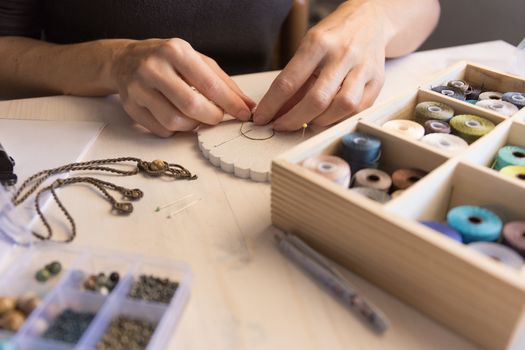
11,157,197,243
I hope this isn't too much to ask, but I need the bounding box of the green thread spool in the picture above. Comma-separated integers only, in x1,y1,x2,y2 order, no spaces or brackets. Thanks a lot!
494,145,525,170
414,101,455,124
450,115,495,144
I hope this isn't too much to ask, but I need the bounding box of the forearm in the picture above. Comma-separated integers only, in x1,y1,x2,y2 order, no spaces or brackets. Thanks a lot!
0,37,129,99
338,0,440,58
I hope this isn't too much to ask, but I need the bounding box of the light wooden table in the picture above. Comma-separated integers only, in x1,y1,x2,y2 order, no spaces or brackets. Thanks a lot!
0,41,520,350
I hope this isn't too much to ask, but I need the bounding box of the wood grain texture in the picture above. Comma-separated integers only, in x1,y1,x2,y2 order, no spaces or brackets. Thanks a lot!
2,43,519,350
271,61,525,349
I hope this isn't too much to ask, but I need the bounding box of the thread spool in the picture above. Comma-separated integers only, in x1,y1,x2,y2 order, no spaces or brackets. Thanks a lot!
502,221,525,257
302,155,351,188
431,85,466,101
468,242,524,269
350,187,391,204
466,86,482,100
502,92,525,109
353,168,392,192
465,100,478,105
423,120,451,134
421,133,469,154
383,120,425,140
500,165,525,181
475,99,519,117
447,206,502,243
493,145,525,170
420,221,463,243
392,168,427,190
479,91,503,100
414,101,455,124
447,80,470,93
449,115,495,144
341,132,381,173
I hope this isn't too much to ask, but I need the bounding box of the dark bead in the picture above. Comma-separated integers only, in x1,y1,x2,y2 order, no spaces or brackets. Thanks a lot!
109,272,120,284
35,269,50,283
46,261,62,276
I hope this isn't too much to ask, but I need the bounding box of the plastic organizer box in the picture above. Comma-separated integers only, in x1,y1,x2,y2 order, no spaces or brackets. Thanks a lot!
0,185,192,350
271,62,525,350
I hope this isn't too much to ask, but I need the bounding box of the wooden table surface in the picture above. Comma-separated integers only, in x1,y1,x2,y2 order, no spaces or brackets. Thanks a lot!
0,41,520,350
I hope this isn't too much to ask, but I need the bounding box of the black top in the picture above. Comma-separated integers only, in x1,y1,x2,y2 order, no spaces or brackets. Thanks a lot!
0,0,293,74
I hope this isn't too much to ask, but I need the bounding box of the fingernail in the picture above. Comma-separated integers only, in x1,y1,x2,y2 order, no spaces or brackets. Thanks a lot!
238,109,252,121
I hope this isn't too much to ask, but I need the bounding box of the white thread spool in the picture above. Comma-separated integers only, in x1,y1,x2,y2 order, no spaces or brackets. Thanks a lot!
468,242,524,270
302,155,351,188
421,133,469,154
383,120,425,140
475,99,519,117
353,169,392,192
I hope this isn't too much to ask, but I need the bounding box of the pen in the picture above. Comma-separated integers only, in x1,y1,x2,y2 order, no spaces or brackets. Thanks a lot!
275,232,389,334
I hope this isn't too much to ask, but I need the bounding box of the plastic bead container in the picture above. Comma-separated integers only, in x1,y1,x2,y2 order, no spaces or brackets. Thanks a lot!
0,185,192,349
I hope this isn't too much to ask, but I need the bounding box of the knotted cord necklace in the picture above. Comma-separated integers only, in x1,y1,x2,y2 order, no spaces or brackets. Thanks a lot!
11,157,197,243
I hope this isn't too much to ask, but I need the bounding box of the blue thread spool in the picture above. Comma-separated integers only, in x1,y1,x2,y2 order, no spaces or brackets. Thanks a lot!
341,132,381,173
420,221,462,243
494,145,525,170
447,206,502,243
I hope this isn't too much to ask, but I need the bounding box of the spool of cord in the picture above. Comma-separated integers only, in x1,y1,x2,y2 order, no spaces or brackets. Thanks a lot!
466,99,478,105
468,242,524,270
302,155,351,188
421,133,469,154
447,206,502,243
392,168,427,190
500,165,525,181
391,190,404,199
447,80,470,93
449,115,495,144
493,145,525,170
502,221,525,257
475,99,519,117
414,101,455,124
424,120,451,134
420,221,463,243
350,187,391,204
353,168,392,192
466,86,482,100
502,92,525,109
479,91,503,100
383,120,425,140
431,85,466,101
341,132,381,173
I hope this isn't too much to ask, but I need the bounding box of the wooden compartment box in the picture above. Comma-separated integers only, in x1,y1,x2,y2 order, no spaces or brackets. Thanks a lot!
271,63,525,349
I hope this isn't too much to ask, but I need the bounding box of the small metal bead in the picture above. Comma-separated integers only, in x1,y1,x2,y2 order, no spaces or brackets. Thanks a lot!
109,272,120,284
46,261,62,276
83,275,97,291
35,268,51,283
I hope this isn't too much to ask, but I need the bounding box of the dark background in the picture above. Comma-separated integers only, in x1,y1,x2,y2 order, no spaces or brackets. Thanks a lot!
311,0,524,50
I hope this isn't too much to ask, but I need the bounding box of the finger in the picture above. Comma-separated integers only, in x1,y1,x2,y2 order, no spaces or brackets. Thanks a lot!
140,59,224,125
356,78,384,112
273,75,318,120
310,67,369,127
272,60,352,131
162,39,252,120
122,101,174,138
253,41,327,125
201,54,257,109
134,84,200,132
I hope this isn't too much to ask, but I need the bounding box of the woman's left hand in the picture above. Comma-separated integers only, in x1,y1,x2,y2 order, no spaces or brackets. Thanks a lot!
253,1,394,131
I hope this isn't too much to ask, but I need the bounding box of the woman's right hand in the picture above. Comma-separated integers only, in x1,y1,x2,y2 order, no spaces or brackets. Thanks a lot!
112,38,255,137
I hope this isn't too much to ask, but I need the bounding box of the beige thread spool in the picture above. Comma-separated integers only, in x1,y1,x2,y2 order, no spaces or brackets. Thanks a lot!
302,155,351,188
383,120,425,140
353,168,392,192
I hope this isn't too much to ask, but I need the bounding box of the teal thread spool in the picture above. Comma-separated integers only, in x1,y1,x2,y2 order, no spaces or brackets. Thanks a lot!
447,206,502,243
414,101,455,124
494,145,525,170
449,115,495,144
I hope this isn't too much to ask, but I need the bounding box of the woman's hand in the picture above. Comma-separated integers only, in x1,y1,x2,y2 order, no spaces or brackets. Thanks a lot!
253,1,394,131
113,38,255,137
